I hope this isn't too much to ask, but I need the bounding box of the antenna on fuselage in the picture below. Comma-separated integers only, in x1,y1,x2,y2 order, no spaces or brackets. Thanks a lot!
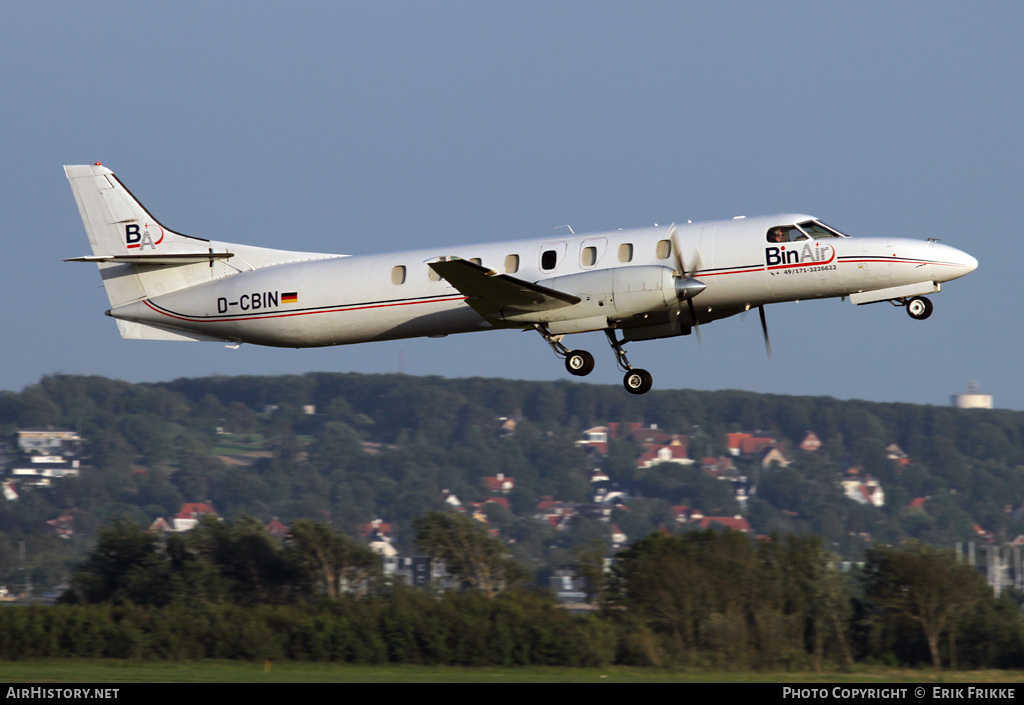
554,225,575,235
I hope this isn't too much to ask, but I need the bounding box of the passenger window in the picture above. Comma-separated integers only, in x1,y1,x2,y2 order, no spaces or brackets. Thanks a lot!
618,243,633,263
541,249,557,271
504,254,519,273
391,265,406,285
656,240,672,259
581,246,597,267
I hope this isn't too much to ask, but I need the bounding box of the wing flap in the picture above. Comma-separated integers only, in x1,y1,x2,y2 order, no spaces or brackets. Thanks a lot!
428,257,580,319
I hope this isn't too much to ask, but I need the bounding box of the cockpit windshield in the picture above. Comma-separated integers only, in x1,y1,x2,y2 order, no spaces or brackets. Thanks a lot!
766,220,849,243
797,220,848,238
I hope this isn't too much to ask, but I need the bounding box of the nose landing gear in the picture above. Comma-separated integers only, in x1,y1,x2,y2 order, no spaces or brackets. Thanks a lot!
905,296,933,320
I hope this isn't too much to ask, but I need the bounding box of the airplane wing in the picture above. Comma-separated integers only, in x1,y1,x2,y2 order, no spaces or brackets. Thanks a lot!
428,257,580,319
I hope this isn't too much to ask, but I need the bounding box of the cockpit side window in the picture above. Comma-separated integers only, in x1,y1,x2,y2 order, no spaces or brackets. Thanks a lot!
766,226,804,243
797,220,847,239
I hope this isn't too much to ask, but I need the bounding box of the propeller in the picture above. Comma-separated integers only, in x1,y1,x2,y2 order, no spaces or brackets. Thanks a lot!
668,224,706,345
757,305,772,360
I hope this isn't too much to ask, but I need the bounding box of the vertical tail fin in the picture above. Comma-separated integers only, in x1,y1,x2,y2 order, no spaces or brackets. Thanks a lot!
64,164,216,308
64,164,211,256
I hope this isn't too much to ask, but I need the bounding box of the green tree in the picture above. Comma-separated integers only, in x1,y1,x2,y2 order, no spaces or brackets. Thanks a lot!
188,515,309,605
573,540,609,610
413,511,528,598
288,519,380,597
864,541,984,671
67,519,163,605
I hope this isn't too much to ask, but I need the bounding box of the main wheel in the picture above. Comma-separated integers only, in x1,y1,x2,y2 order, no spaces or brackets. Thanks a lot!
623,368,653,395
906,296,933,320
565,350,595,376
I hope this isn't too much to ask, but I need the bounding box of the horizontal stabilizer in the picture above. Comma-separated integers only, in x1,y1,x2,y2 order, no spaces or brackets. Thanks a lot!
65,252,234,265
428,257,580,319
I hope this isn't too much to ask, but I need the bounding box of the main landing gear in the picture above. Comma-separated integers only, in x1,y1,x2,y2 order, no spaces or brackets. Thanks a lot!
536,326,654,394
565,349,595,376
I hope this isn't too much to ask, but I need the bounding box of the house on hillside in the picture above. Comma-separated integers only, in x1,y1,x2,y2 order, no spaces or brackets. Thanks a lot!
47,511,76,539
591,469,627,505
637,438,692,469
576,426,610,455
9,456,81,487
17,428,82,457
149,503,220,533
700,456,736,477
698,516,751,533
761,447,790,469
840,477,885,507
886,443,910,467
2,481,18,501
265,518,289,540
800,431,822,451
149,517,172,533
173,502,220,531
535,496,578,530
8,428,85,491
611,525,627,548
727,432,775,457
497,417,517,439
484,473,515,494
361,519,397,556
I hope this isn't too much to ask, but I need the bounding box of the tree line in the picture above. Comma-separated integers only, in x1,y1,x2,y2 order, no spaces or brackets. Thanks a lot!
0,515,1012,670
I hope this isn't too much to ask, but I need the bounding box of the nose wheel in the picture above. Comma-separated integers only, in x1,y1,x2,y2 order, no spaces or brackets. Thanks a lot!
905,296,933,320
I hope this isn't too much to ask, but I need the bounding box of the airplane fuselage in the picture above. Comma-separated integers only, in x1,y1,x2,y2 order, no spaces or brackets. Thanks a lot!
109,215,977,348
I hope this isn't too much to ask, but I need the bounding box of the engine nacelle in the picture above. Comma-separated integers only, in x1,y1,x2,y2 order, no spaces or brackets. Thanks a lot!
502,265,680,330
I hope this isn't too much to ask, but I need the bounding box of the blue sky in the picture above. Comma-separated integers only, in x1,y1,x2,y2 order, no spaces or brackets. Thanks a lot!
1,2,1020,408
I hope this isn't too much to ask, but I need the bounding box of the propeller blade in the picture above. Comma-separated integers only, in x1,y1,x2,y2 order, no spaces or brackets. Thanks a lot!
758,305,772,360
671,223,705,347
687,298,703,348
668,224,685,276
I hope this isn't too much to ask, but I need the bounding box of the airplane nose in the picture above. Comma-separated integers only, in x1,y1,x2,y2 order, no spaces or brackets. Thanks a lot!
932,243,978,282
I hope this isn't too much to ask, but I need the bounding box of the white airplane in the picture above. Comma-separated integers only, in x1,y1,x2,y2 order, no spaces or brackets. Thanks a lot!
65,164,978,394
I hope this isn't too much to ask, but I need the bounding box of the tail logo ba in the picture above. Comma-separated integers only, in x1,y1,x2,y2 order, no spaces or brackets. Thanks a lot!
125,223,164,250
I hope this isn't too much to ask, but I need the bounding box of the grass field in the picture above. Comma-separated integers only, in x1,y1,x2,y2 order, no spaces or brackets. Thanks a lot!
0,661,1022,683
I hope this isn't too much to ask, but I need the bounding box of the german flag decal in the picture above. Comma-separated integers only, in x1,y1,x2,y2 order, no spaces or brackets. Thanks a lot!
281,292,298,304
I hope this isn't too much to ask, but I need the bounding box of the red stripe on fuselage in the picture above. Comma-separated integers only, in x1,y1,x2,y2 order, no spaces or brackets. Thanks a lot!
142,295,471,324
